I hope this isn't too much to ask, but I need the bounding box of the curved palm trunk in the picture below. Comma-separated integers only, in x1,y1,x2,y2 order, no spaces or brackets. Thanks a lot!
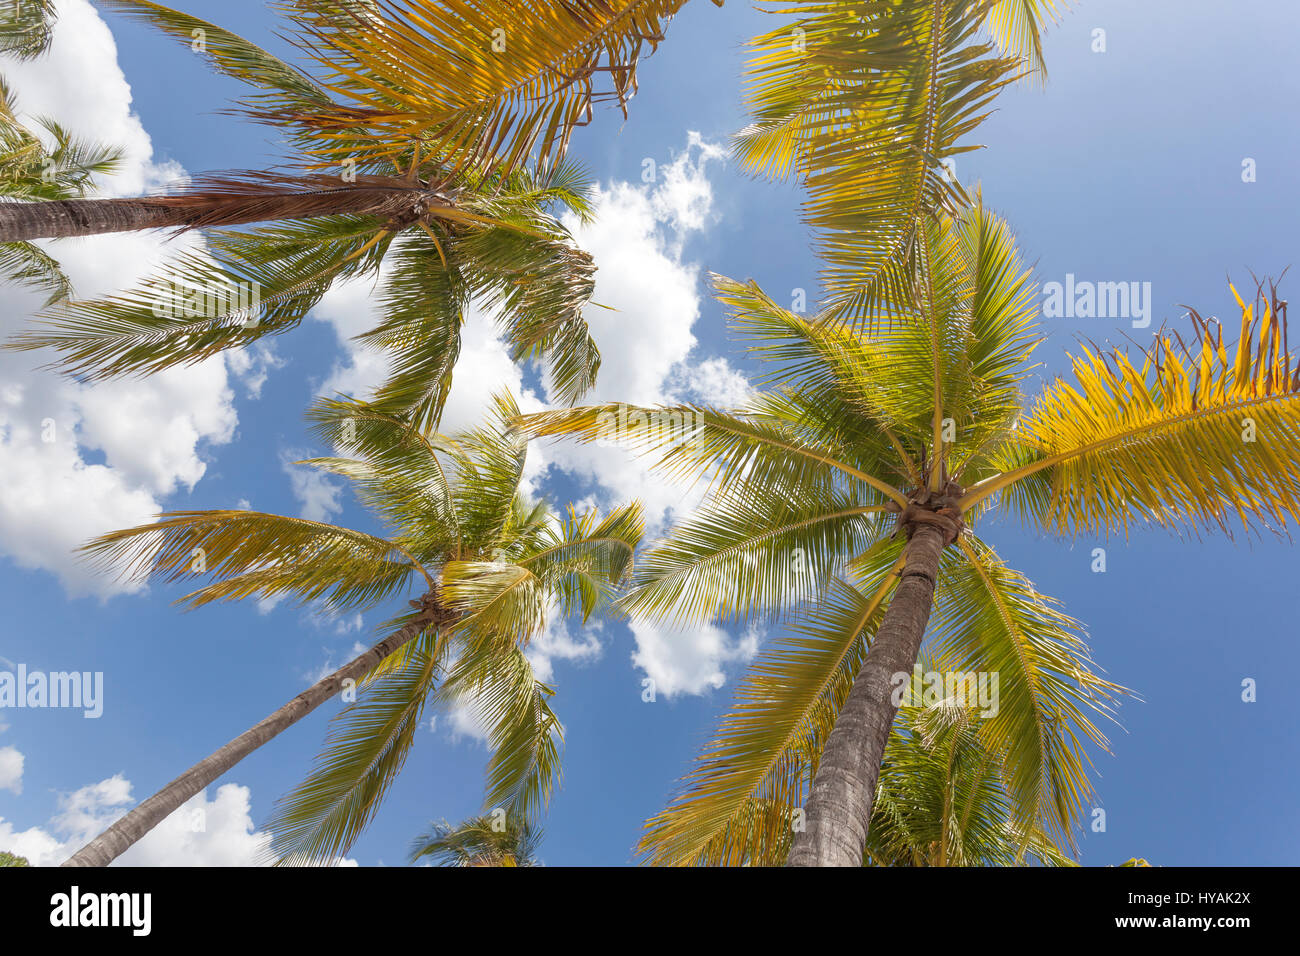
0,185,450,242
62,603,445,868
787,520,953,867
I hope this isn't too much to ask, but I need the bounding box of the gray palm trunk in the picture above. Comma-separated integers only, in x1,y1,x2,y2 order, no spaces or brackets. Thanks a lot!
62,601,446,867
787,508,958,867
0,185,453,242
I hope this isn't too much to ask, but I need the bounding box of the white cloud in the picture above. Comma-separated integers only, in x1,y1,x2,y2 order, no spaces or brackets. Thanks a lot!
525,603,603,684
226,344,285,399
0,744,23,795
632,621,761,699
668,355,754,408
0,0,249,598
0,774,283,866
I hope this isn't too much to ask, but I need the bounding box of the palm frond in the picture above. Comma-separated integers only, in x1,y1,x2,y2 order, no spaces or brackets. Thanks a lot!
930,534,1125,846
735,0,1020,324
79,508,428,612
0,0,57,60
268,625,446,865
639,540,905,866
963,281,1300,537
410,812,543,865
277,0,722,173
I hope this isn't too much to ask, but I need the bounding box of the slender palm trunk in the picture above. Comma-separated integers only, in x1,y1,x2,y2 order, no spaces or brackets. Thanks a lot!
0,185,450,242
787,518,954,867
62,602,445,867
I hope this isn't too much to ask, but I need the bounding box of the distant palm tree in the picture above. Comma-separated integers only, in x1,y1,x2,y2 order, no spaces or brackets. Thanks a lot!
63,393,643,866
0,0,722,425
864,692,1077,867
0,75,122,303
411,813,543,867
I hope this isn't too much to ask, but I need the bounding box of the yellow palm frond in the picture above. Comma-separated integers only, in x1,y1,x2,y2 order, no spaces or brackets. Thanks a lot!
963,281,1300,536
281,0,723,172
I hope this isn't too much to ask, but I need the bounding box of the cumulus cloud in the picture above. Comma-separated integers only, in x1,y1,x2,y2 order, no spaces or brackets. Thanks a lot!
0,743,23,795
0,774,276,866
0,0,250,598
632,621,761,699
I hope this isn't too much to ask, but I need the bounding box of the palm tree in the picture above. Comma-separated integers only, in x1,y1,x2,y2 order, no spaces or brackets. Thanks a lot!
62,393,643,866
522,198,1134,866
411,813,543,866
0,75,123,304
521,0,1276,869
524,225,1300,866
0,0,723,425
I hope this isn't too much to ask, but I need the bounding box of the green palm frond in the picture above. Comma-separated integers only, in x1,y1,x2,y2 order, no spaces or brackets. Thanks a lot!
518,401,909,508
6,216,390,379
639,540,905,866
0,239,71,305
930,534,1124,846
96,0,331,112
410,812,543,866
450,392,530,550
867,696,1075,866
735,0,1021,324
268,625,446,865
0,0,58,60
439,645,563,821
78,508,429,612
623,481,891,627
519,502,644,621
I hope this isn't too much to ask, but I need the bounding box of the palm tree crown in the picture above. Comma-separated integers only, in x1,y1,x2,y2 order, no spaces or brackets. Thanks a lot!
75,393,643,865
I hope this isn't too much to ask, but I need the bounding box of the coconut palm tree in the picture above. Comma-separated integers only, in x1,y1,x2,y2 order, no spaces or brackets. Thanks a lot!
0,75,122,303
522,0,1248,869
410,813,543,866
0,0,726,425
522,209,1300,866
0,0,715,240
62,393,643,866
522,199,1131,866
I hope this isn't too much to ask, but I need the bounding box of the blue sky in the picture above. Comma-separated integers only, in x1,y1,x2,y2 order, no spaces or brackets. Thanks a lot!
0,0,1297,866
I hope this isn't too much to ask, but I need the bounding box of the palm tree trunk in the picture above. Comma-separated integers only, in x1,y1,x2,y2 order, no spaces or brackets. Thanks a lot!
61,602,446,867
0,185,450,242
787,517,955,867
